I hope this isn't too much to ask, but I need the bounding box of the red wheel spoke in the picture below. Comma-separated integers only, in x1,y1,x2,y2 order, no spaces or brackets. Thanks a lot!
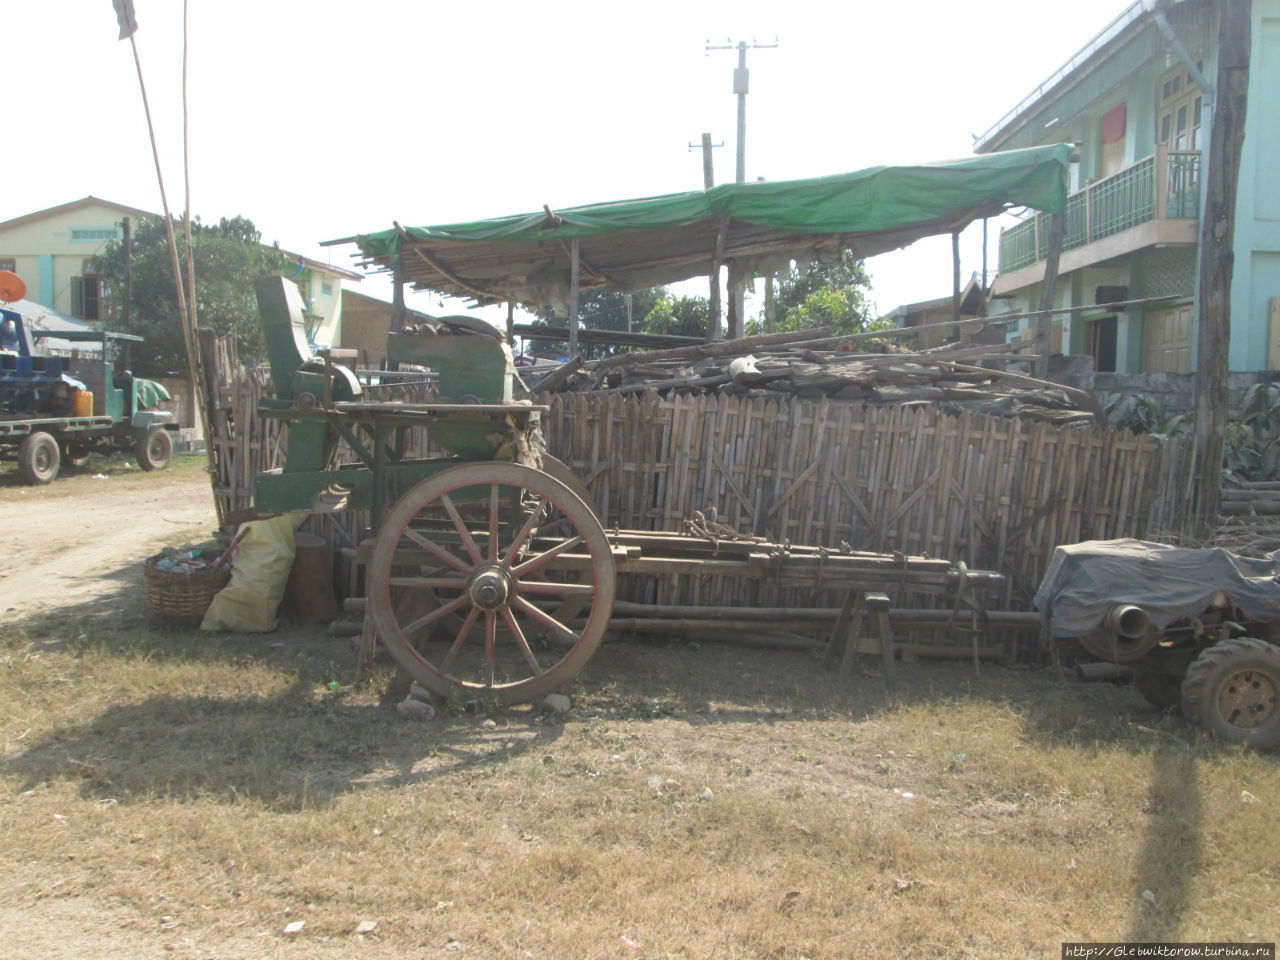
389,576,469,591
441,493,484,564
403,593,470,637
402,528,471,575
488,484,500,562
501,607,543,674
484,612,497,688
515,581,595,598
442,606,481,674
501,501,547,566
511,595,578,643
512,534,584,578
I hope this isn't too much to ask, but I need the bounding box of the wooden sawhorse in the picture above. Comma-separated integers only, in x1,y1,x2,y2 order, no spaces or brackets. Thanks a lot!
822,590,896,682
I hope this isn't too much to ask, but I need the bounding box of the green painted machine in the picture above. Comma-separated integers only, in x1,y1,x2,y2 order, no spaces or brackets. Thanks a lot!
250,277,1010,708
251,276,617,703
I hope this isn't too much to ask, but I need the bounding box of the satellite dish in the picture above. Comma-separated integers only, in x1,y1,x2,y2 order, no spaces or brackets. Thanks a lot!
0,270,25,304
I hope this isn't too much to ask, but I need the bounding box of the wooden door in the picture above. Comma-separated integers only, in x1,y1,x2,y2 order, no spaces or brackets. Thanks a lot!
1141,305,1193,372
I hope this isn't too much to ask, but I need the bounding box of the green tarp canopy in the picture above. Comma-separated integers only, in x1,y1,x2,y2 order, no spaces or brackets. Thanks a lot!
329,144,1069,309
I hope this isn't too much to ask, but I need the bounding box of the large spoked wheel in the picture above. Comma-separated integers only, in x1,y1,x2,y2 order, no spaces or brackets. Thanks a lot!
368,461,616,704
1181,638,1280,748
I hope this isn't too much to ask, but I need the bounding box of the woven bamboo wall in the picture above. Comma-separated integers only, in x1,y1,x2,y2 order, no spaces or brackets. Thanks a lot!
540,392,1196,603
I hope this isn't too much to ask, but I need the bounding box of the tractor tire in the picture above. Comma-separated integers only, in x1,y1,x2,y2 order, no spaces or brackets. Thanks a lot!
17,431,60,485
1181,638,1280,748
136,429,173,472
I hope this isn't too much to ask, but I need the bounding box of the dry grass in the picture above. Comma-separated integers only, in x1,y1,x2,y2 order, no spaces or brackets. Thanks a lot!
0,451,209,500
3,580,1280,959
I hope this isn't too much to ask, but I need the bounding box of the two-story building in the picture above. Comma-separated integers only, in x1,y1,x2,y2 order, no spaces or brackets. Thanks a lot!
977,0,1279,374
0,196,361,347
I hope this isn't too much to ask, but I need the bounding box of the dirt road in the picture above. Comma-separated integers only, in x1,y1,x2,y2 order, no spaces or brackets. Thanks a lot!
0,460,217,621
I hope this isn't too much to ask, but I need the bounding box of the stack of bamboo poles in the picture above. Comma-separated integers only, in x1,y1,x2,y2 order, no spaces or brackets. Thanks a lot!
539,391,1196,608
199,330,281,522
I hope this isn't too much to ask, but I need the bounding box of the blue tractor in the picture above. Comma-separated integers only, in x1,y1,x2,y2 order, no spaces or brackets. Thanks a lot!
0,304,178,484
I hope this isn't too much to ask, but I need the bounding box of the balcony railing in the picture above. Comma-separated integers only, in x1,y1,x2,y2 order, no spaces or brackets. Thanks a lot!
999,146,1200,273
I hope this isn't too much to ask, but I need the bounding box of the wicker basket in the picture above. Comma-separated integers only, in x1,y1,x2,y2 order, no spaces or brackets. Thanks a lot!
144,558,229,626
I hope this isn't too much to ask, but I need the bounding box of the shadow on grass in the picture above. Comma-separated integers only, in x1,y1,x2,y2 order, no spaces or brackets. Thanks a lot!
0,587,1233,942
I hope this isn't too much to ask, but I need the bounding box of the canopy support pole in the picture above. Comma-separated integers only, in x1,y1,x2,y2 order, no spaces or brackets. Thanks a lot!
568,238,581,357
1034,212,1066,380
951,230,961,329
709,217,728,340
391,255,406,334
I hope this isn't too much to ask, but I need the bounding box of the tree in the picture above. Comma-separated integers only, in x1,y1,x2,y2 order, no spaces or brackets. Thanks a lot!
746,250,878,337
526,287,667,357
640,295,710,339
95,215,292,376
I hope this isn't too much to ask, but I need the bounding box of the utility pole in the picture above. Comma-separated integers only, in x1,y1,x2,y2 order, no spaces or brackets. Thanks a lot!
705,38,777,184
707,37,777,338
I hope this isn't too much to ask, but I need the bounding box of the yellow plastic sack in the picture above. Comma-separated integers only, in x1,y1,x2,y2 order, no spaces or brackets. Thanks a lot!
200,514,304,633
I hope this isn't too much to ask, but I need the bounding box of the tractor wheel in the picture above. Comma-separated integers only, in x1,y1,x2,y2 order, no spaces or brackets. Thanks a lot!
17,431,61,485
1181,638,1280,748
136,429,173,471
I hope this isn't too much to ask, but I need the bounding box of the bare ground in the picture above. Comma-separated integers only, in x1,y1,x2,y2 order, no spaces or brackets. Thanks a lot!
0,458,216,622
1,461,1278,958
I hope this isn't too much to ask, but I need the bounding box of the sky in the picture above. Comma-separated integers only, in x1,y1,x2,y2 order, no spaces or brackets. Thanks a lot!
6,0,1135,326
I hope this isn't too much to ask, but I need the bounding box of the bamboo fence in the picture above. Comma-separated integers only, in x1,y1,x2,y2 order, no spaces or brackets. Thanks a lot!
203,340,1196,614
540,392,1197,607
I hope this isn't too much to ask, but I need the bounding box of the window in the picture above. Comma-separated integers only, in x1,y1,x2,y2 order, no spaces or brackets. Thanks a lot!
71,259,106,320
1157,62,1203,152
70,226,121,243
0,258,15,273
321,280,334,297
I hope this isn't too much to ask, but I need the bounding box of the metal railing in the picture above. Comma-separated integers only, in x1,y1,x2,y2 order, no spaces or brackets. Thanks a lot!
999,146,1200,273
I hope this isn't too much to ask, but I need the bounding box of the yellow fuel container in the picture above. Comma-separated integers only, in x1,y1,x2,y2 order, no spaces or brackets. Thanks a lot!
72,390,94,418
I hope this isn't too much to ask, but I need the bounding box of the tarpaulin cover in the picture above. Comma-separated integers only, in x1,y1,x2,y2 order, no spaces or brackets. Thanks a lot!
134,378,170,410
350,144,1071,257
1033,539,1280,638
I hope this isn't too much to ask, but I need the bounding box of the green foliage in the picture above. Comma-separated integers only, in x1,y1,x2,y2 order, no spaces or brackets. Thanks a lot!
1101,392,1191,437
527,287,668,357
95,215,292,376
745,251,876,337
1102,382,1280,482
640,295,710,339
1224,381,1280,482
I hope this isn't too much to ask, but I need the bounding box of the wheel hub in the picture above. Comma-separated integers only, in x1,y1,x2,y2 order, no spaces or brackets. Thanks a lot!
468,565,512,611
1217,668,1277,729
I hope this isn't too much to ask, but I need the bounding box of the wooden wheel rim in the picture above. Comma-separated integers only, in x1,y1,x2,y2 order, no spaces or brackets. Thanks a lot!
368,462,615,702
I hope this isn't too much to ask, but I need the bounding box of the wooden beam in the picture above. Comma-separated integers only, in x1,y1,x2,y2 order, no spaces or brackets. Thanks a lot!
559,239,621,287
405,244,505,303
